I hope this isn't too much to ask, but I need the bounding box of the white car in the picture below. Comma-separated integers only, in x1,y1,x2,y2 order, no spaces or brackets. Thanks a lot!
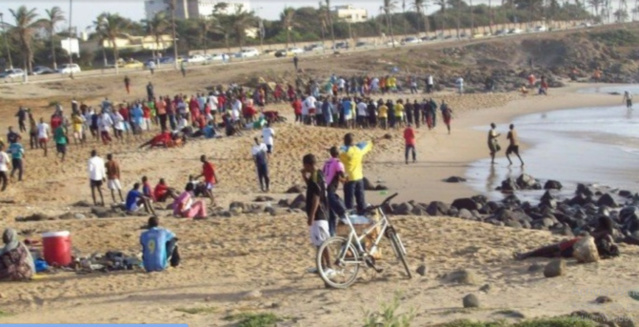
535,25,547,32
288,47,304,54
304,43,323,52
0,68,25,79
509,28,523,35
206,54,224,61
386,40,400,47
58,64,81,75
236,48,260,58
401,37,421,44
187,54,208,63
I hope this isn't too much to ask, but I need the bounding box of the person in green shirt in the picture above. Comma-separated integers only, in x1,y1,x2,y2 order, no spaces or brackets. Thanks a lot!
54,125,68,162
8,141,24,181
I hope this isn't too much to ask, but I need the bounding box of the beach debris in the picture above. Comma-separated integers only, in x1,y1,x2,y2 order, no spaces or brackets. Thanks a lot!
16,213,51,222
290,194,306,210
416,264,428,276
72,200,92,207
463,294,480,308
243,290,262,300
277,199,290,207
573,236,600,263
446,269,479,285
543,180,563,190
363,178,376,191
594,296,613,304
444,176,467,183
543,259,565,278
479,284,491,293
516,174,541,190
451,198,479,211
254,196,275,202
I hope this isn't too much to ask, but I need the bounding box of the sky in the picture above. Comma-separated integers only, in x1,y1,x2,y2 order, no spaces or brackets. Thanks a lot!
0,0,453,34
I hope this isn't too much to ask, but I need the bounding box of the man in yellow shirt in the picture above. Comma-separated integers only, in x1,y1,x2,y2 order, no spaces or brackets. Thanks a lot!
394,100,405,129
378,102,388,130
339,133,372,213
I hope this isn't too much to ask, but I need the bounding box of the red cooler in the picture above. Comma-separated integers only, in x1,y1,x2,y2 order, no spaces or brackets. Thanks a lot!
42,231,72,266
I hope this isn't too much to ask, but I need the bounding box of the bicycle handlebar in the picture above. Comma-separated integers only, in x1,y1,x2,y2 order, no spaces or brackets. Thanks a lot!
365,193,399,213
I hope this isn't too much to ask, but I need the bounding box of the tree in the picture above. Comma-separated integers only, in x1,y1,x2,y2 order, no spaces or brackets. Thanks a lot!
413,0,429,35
94,12,130,75
434,0,447,34
39,7,65,70
614,8,628,22
281,7,296,51
230,5,258,50
326,0,336,48
382,0,398,46
587,0,604,18
142,12,169,60
212,3,233,52
9,6,39,75
91,14,109,68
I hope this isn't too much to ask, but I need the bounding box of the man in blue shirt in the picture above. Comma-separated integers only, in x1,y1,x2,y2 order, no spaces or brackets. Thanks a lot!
125,183,156,215
140,216,180,272
8,141,24,182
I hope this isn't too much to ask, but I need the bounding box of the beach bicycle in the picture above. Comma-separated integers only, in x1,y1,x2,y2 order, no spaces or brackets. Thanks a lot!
316,193,412,289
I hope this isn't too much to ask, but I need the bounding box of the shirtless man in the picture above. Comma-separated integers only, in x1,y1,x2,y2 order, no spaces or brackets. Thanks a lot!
506,124,524,166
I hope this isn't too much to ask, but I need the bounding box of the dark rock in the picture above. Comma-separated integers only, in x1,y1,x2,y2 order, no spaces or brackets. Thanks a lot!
471,195,488,206
500,178,518,192
451,198,479,211
569,194,591,207
277,199,290,207
543,259,565,278
596,193,618,207
91,207,115,218
445,176,467,183
254,196,275,202
395,202,413,215
463,294,480,308
411,206,427,216
290,194,306,209
17,213,50,222
285,185,304,194
576,184,594,197
416,264,428,276
447,269,478,285
528,263,543,273
544,180,563,190
479,284,491,292
505,219,523,229
363,178,376,191
426,201,450,216
503,194,521,206
595,296,613,304
458,208,474,220
264,207,284,216
229,201,246,211
448,207,459,217
619,190,633,198
58,212,75,220
516,174,537,189
72,200,92,207
221,210,232,218
375,184,389,191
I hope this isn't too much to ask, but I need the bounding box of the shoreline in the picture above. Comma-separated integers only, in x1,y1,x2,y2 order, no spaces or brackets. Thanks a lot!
366,83,625,205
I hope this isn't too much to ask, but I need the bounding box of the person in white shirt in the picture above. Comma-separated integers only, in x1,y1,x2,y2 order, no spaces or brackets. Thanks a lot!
456,77,464,95
338,78,346,93
208,92,219,114
36,118,50,157
0,143,10,191
111,111,125,142
88,150,106,206
231,98,242,123
261,123,275,154
99,111,114,145
304,95,317,125
251,137,270,192
356,100,368,128
427,74,434,93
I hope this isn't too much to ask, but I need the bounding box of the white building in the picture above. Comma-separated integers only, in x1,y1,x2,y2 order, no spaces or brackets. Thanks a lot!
144,0,250,20
333,5,368,23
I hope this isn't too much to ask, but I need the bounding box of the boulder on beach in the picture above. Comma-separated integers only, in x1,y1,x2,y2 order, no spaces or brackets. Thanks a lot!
285,185,304,194
543,259,565,278
463,294,480,308
290,194,306,209
516,174,537,189
444,176,467,183
596,193,618,208
544,180,563,190
573,236,600,263
426,201,450,216
451,198,479,211
363,178,376,191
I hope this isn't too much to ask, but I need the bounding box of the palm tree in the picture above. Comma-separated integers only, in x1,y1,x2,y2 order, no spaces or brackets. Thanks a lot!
382,0,398,46
212,4,233,52
198,17,210,55
95,12,130,75
413,0,429,35
142,12,169,61
39,7,65,70
325,0,336,48
433,0,446,35
281,7,296,52
614,8,629,22
229,5,257,51
588,0,605,20
9,6,39,75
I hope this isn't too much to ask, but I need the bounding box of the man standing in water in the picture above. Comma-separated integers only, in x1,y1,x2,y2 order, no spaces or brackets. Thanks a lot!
488,123,501,165
623,91,633,109
88,150,106,206
506,124,524,166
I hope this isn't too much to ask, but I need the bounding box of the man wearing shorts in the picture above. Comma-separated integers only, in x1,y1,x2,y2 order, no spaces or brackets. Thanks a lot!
105,153,124,203
197,155,218,205
53,123,68,162
302,154,333,277
88,150,106,206
36,118,50,157
506,124,524,166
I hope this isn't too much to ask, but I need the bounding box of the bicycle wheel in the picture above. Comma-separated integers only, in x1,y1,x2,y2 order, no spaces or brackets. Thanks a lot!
388,230,412,279
317,236,360,289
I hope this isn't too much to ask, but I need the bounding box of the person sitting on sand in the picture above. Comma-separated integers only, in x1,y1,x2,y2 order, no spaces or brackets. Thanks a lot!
0,228,35,281
125,183,156,216
140,217,180,272
154,178,177,202
172,183,207,218
515,217,619,260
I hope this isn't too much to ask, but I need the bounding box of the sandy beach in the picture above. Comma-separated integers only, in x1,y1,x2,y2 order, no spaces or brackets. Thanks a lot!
0,40,638,326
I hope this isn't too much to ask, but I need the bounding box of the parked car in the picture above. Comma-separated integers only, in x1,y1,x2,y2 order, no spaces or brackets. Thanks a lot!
535,25,547,32
236,48,260,58
58,63,81,75
304,43,323,52
158,56,175,64
274,49,293,58
0,68,25,79
187,54,208,63
32,66,55,75
206,54,224,61
509,28,523,34
401,36,421,45
355,41,371,47
494,29,507,36
332,41,349,50
117,59,144,69
288,47,304,54
386,40,400,46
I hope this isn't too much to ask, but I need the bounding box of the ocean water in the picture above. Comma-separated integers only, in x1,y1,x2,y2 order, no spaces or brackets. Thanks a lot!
465,104,639,200
577,84,639,95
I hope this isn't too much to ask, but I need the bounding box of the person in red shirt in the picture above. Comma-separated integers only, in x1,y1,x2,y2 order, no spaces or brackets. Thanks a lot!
403,124,416,164
138,129,172,149
196,155,218,205
153,178,177,202
291,96,302,123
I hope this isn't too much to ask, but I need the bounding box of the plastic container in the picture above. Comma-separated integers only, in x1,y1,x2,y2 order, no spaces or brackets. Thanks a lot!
42,231,72,266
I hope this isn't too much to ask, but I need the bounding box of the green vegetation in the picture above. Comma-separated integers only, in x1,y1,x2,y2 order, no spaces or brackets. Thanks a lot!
438,317,599,327
174,306,217,315
363,294,416,327
224,312,284,327
588,29,639,47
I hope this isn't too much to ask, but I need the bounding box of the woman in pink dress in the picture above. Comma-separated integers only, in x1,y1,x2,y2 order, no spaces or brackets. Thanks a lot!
173,183,207,218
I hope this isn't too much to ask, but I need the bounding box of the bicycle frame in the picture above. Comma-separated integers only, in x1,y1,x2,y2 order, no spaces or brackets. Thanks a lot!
340,208,390,262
